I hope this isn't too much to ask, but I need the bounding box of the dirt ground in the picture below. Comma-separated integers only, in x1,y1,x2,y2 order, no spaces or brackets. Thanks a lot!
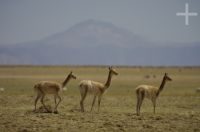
0,66,200,132
0,94,199,132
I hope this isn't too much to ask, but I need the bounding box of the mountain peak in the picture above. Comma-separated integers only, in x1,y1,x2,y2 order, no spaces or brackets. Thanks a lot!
67,19,121,35
42,19,144,48
71,19,116,29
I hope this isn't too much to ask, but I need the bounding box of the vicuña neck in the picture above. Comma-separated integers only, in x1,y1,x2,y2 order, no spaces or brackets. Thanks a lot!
104,70,112,89
62,75,71,88
156,76,166,97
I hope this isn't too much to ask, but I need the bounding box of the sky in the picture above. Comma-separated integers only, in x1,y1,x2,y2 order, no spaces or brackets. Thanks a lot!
0,0,200,45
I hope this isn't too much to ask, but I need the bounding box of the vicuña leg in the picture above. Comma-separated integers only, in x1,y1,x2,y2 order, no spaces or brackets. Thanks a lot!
152,99,156,114
40,94,50,112
34,93,41,111
138,91,145,115
136,94,140,115
54,94,61,114
98,95,102,112
90,95,97,112
80,88,88,112
54,95,57,106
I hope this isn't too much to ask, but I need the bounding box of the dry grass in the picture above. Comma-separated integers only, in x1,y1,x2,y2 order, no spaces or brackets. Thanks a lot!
0,66,200,131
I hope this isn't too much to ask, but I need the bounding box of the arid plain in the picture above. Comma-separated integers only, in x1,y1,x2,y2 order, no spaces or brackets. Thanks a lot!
0,66,200,132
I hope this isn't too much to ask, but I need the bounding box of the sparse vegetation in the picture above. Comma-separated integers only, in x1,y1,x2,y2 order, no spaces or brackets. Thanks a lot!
0,66,200,131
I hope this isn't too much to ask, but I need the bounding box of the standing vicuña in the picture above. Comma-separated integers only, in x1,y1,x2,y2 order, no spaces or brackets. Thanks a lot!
79,66,118,112
135,73,172,115
33,71,76,113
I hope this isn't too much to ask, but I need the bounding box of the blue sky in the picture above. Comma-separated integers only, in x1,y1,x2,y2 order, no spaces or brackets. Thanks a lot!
0,0,200,45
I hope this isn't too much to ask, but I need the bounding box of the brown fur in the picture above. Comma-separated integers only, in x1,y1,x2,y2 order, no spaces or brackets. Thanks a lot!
79,66,118,112
33,71,76,113
135,73,172,115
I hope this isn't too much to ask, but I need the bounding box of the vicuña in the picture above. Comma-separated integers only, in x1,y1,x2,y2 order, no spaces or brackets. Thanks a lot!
79,66,118,112
33,71,76,113
135,73,172,115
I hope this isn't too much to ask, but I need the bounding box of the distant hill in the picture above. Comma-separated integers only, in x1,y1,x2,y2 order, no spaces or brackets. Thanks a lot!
0,19,200,66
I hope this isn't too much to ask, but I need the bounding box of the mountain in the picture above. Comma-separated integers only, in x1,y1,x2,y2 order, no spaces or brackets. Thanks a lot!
0,19,200,66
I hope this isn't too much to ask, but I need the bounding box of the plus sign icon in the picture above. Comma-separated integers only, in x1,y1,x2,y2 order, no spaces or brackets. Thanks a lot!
176,3,198,25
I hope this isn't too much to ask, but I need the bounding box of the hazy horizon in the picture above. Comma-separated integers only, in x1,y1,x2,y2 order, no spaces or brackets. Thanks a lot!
1,0,200,45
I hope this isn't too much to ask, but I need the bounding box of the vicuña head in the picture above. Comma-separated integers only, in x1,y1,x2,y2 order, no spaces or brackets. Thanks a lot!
62,71,77,88
79,66,118,112
163,73,172,81
33,71,76,114
109,66,118,75
135,73,172,116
